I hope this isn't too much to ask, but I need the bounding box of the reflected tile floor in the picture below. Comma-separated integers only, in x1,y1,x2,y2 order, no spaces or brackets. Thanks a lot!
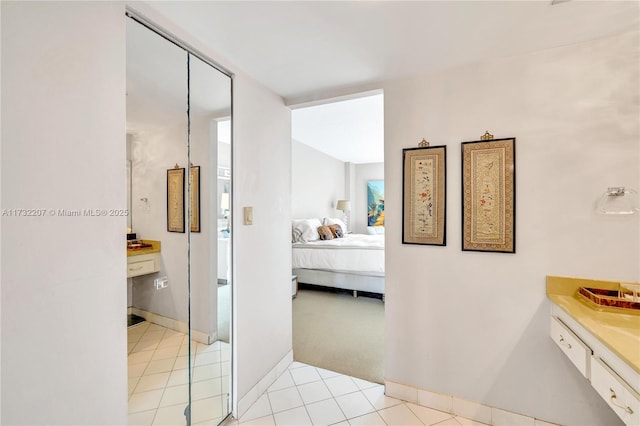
128,321,230,426
229,362,488,426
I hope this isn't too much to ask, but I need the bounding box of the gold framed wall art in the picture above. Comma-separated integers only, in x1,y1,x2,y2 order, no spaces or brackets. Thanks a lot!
190,165,201,233
167,167,185,233
461,137,515,253
402,146,446,245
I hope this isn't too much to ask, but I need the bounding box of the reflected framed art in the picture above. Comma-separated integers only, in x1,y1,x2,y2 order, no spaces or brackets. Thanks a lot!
190,165,200,233
167,167,185,233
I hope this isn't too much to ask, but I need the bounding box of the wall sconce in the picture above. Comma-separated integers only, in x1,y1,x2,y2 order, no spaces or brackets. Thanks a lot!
596,187,639,215
336,199,351,223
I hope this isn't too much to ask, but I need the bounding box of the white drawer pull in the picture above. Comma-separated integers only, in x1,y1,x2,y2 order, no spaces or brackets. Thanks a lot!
559,334,572,349
610,388,634,414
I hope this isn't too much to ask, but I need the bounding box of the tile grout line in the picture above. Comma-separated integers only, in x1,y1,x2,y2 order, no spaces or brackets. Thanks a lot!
292,364,387,426
317,366,352,424
127,324,185,424
240,362,493,426
293,375,315,425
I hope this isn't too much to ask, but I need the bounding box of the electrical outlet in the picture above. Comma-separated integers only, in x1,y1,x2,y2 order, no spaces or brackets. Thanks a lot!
154,277,168,290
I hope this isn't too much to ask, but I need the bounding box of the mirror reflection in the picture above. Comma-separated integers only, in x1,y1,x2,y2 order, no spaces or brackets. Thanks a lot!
187,53,232,422
126,15,232,425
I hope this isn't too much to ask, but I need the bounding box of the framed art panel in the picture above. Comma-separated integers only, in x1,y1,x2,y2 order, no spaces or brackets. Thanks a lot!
190,165,201,233
167,167,185,233
367,180,385,226
402,146,446,245
461,137,515,253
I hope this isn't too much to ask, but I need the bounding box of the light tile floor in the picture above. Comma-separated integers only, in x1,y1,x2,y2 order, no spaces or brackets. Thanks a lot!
230,362,488,426
128,321,231,425
129,322,486,426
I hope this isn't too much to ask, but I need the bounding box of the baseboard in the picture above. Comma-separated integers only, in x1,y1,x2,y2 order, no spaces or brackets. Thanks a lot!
237,350,294,419
384,380,559,426
130,307,216,344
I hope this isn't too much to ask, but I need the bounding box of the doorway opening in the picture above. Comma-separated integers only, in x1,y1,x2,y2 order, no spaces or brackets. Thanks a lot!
290,91,385,384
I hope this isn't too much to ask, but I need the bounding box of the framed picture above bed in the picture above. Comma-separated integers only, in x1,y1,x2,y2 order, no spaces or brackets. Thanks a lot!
402,146,446,246
367,180,385,227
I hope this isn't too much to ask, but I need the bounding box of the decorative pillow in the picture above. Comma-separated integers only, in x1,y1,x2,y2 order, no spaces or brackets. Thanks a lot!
367,226,385,235
317,225,334,240
323,217,347,234
292,218,322,243
329,224,344,238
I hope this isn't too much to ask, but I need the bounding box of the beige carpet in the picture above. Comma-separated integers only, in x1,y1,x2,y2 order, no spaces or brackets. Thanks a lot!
292,286,384,384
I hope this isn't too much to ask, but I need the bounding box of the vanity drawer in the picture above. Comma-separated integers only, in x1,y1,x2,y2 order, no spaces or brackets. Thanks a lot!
591,356,640,426
550,316,592,378
127,258,157,278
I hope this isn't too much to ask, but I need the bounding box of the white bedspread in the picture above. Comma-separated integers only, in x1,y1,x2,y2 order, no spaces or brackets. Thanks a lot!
292,234,384,275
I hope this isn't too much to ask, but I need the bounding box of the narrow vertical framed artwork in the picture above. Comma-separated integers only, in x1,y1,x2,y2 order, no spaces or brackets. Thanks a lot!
402,146,446,245
367,180,385,226
461,137,515,253
190,165,201,233
167,166,185,233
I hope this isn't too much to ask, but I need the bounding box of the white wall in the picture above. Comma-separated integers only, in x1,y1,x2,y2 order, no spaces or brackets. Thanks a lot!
189,114,218,338
234,73,293,400
1,2,127,424
130,122,190,324
353,162,384,234
1,2,293,423
130,113,218,337
292,139,346,220
383,31,639,426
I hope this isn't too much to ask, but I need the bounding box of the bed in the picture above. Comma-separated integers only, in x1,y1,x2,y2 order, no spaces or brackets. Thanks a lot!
292,218,385,297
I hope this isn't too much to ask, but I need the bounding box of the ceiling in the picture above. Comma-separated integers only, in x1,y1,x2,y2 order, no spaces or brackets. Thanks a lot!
143,1,638,162
292,93,384,164
126,17,231,135
146,1,638,101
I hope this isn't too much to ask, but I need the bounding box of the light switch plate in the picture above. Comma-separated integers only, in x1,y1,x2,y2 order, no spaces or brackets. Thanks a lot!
244,207,253,225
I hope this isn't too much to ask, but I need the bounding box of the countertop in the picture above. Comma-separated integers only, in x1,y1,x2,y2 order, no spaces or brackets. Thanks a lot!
126,240,161,257
547,276,640,374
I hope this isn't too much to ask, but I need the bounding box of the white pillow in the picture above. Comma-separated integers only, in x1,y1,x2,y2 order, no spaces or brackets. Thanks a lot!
323,217,347,234
292,218,322,243
367,226,385,235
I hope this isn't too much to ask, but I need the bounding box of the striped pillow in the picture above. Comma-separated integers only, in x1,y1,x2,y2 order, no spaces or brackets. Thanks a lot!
292,218,322,243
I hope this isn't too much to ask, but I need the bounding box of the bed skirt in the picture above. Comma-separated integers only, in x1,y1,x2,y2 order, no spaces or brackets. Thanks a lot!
293,268,385,296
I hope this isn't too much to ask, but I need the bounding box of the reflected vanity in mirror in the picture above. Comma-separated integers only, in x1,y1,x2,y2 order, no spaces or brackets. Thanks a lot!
125,11,233,425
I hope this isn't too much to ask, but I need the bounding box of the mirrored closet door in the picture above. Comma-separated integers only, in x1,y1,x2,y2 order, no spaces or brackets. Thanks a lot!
126,13,233,426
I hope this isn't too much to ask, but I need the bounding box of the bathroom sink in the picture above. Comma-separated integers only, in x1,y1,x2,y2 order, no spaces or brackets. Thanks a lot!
578,287,640,313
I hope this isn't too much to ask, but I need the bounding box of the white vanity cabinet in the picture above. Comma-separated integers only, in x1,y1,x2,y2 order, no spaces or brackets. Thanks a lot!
591,355,640,426
127,240,161,278
127,252,160,278
551,304,640,426
550,316,591,379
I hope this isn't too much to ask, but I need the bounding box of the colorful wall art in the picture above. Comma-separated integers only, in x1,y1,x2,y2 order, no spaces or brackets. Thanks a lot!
367,180,385,226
